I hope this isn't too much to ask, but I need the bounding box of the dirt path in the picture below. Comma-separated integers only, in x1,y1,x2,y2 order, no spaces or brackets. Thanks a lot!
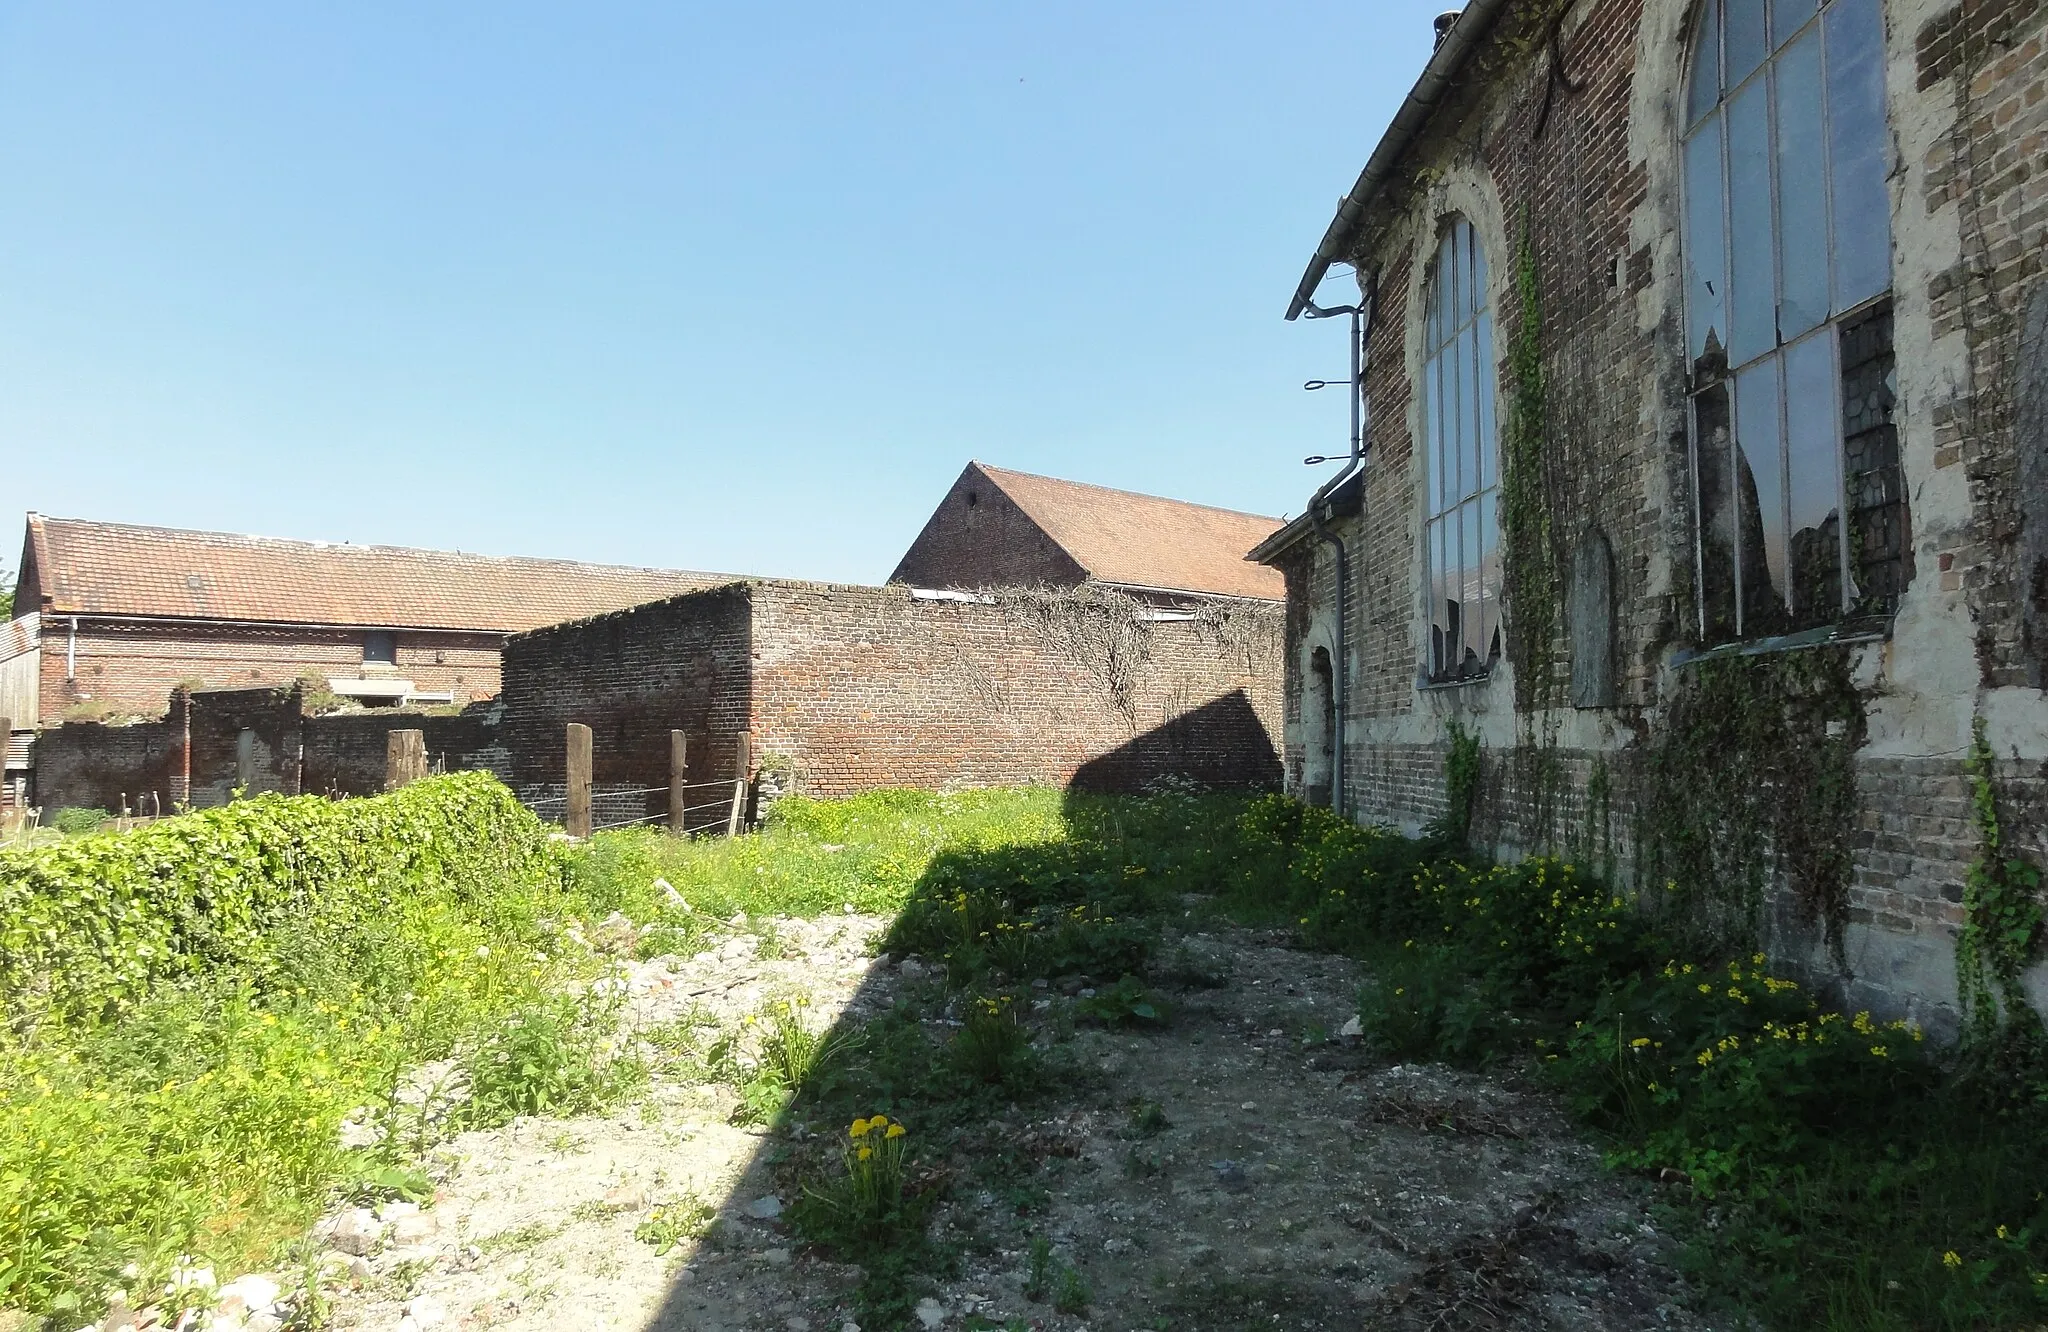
315,909,1708,1332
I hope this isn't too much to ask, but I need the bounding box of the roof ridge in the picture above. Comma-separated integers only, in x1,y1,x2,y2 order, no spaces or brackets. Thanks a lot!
30,513,728,580
972,463,1281,523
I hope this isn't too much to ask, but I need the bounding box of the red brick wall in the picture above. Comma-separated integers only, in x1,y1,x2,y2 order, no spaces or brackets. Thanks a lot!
498,585,755,823
38,617,504,724
497,579,1283,804
35,685,509,812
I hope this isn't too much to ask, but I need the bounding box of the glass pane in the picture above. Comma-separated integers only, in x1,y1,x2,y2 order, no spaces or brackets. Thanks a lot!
1772,0,1818,49
1726,0,1768,87
1470,229,1490,318
1444,231,1461,345
1827,0,1890,309
1684,120,1729,366
1694,382,1740,641
1475,310,1499,493
1429,517,1454,677
1775,29,1829,339
1735,357,1791,633
1727,79,1776,365
1687,0,1722,127
1476,490,1503,667
1426,348,1447,516
1449,324,1469,504
1458,499,1485,677
1784,330,1844,624
1426,254,1443,350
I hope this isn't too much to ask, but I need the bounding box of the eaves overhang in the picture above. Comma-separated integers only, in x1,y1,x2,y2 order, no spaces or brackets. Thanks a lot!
1246,473,1365,566
1285,0,1515,321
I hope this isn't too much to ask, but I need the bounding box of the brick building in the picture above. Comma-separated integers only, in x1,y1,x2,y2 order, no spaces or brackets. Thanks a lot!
1253,0,2048,1033
891,462,1285,605
498,578,1283,815
7,513,730,724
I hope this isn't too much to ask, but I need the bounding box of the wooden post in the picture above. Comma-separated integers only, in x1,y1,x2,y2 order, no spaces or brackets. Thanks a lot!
566,723,593,838
726,731,752,837
385,729,428,791
668,731,688,835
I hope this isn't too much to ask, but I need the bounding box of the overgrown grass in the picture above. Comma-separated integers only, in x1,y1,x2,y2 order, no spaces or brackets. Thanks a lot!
1247,796,2048,1331
0,777,615,1322
12,777,2043,1331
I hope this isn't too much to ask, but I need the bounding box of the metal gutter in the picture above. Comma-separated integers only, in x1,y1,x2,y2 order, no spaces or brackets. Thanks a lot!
1284,0,1514,321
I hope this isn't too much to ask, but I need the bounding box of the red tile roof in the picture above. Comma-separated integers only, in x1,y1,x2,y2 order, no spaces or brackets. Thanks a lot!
973,465,1285,601
21,514,735,632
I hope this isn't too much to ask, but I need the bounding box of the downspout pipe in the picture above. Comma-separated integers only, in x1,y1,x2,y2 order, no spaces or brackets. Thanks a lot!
1301,271,1379,817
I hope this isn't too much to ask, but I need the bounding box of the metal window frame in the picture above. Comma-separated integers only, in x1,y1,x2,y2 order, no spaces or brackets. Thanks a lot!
1419,216,1506,685
1679,0,1885,644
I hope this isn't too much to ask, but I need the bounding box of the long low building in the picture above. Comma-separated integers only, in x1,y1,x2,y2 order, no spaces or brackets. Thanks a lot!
5,513,731,726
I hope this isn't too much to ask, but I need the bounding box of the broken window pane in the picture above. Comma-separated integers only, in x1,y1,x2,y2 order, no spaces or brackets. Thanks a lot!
1476,490,1502,667
1694,381,1741,642
1841,303,1910,611
1459,499,1486,677
1684,120,1729,368
1735,360,1790,634
1725,0,1769,87
1688,0,1722,126
1420,216,1503,682
1827,0,1890,310
1727,79,1775,366
1775,29,1829,340
1684,0,1903,645
1784,330,1845,625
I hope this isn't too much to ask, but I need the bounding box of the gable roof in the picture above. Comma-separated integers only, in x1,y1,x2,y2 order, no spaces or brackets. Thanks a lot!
18,513,735,633
972,464,1285,601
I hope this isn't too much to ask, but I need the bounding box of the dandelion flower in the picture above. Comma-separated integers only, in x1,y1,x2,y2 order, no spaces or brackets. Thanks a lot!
1943,1250,1962,1269
858,1145,873,1161
850,1118,872,1138
886,1124,906,1139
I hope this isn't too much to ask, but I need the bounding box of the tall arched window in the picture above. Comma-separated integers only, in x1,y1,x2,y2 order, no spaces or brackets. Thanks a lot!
1423,217,1503,682
1683,0,1907,643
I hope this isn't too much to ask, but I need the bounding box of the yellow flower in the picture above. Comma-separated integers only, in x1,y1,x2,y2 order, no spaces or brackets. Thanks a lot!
850,1118,872,1138
1997,1225,2010,1240
857,1145,873,1161
1943,1250,1962,1269
871,1114,889,1128
886,1123,906,1139
1630,1037,1651,1048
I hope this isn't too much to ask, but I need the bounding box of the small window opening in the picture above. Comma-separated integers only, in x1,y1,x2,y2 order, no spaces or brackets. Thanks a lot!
363,631,397,667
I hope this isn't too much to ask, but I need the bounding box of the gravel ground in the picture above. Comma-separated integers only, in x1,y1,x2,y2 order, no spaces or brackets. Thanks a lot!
287,908,1712,1332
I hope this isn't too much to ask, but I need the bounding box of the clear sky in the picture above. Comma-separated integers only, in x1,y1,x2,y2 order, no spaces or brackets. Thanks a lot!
0,2,1446,585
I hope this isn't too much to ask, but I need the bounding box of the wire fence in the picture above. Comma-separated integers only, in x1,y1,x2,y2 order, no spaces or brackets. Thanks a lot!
521,777,750,839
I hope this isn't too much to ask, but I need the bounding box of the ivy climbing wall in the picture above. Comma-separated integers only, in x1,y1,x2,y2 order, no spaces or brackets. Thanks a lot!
1260,0,2048,1038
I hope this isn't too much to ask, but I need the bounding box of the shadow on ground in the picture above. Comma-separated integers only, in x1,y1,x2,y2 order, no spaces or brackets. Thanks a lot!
623,783,1703,1332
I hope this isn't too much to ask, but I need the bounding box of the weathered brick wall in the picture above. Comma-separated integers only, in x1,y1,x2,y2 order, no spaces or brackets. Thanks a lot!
38,618,504,724
496,578,1282,805
1915,0,2048,683
497,585,754,823
747,581,1282,797
1260,0,2048,1031
299,711,510,799
36,684,508,811
888,469,1089,591
32,714,180,814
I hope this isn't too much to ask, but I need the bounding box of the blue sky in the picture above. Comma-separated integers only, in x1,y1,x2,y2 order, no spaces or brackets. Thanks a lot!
0,2,1444,584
